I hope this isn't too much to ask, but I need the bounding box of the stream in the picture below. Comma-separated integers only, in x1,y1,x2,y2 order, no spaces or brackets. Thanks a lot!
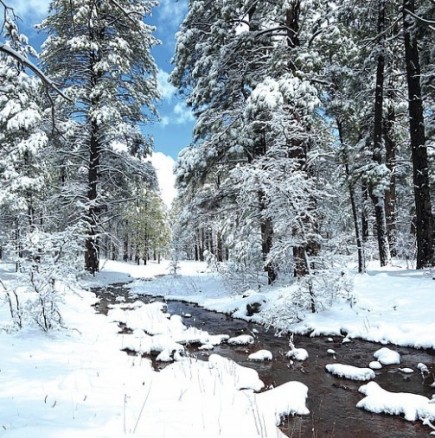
93,283,435,438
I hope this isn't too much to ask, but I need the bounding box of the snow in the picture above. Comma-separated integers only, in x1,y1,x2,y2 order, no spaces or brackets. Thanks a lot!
227,334,254,345
248,349,273,361
286,347,309,361
373,347,401,365
369,361,383,370
325,364,376,381
2,259,435,436
399,368,414,374
357,381,435,422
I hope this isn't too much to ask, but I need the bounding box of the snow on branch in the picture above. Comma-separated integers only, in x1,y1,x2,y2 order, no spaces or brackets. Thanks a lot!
0,44,71,101
107,0,143,25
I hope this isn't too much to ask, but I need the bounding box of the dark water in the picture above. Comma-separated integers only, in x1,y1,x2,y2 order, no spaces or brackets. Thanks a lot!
93,284,435,437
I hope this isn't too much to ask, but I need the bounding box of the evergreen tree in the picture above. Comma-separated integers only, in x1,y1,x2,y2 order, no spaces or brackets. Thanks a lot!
39,0,159,273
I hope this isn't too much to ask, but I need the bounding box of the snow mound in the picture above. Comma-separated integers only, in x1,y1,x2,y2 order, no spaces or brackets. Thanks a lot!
369,361,383,370
248,350,273,361
131,355,304,437
398,368,414,374
325,363,376,381
286,348,308,361
257,381,310,425
373,347,401,365
208,354,264,391
357,381,435,422
227,334,254,345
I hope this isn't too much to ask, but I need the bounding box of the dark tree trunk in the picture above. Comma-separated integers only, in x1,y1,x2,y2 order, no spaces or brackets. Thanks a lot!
403,0,434,268
261,214,277,284
361,184,369,242
293,246,309,278
84,18,103,274
199,228,205,261
216,232,224,263
337,121,366,273
84,119,100,274
369,0,391,267
384,98,397,256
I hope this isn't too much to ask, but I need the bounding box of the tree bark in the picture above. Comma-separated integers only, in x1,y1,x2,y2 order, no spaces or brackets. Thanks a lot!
403,0,434,268
369,0,391,267
261,214,277,284
384,97,397,256
84,119,100,274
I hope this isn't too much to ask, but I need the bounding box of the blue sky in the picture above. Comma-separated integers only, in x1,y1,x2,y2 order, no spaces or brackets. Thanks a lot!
6,0,194,160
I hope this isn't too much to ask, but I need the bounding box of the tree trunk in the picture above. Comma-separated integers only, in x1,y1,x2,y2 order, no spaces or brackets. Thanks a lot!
361,184,369,242
261,215,277,284
403,0,434,268
84,120,100,274
369,0,391,267
293,246,309,278
384,98,397,256
216,231,224,263
337,121,365,273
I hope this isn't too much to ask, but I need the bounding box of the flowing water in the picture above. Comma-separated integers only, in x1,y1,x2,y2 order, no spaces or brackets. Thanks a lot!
94,283,435,437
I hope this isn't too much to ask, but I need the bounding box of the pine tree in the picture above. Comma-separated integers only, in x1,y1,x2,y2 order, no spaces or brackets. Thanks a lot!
0,14,49,260
39,0,159,273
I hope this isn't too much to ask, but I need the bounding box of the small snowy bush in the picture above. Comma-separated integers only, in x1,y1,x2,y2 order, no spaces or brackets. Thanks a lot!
5,226,83,331
295,267,354,313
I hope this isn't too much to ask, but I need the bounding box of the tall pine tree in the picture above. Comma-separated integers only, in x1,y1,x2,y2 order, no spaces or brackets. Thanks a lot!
39,0,159,273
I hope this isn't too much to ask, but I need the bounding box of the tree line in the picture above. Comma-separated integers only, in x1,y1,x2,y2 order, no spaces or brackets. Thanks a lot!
0,0,170,281
170,0,435,285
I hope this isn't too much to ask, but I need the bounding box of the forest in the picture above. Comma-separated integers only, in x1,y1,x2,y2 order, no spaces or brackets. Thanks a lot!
0,1,435,436
1,0,434,293
171,0,435,282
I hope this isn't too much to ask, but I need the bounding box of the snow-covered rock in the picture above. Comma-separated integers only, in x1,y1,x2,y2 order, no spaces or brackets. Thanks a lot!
325,363,376,381
357,381,435,422
227,334,254,345
248,350,273,361
208,354,264,391
286,348,309,361
257,381,310,425
398,368,414,374
373,347,400,365
369,361,383,370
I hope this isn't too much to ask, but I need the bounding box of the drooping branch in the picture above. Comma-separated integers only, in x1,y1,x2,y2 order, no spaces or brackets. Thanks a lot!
0,44,71,101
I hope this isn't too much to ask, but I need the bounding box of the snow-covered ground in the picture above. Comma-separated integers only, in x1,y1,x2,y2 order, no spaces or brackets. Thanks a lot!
1,259,435,437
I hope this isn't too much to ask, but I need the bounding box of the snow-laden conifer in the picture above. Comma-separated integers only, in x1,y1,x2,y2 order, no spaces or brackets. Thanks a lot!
39,0,159,273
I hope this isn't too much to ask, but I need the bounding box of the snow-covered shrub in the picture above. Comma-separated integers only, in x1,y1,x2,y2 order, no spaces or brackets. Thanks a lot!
6,225,83,331
295,267,354,313
168,247,181,276
221,259,265,294
261,267,354,330
203,249,219,272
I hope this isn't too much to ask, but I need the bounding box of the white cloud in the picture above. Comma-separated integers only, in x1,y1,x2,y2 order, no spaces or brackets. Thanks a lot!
160,115,170,127
8,0,50,20
157,69,177,101
173,101,194,124
157,0,187,27
149,151,177,208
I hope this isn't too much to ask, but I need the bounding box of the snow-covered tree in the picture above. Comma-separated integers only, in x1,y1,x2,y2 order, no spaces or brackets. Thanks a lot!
39,0,159,273
172,0,336,285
